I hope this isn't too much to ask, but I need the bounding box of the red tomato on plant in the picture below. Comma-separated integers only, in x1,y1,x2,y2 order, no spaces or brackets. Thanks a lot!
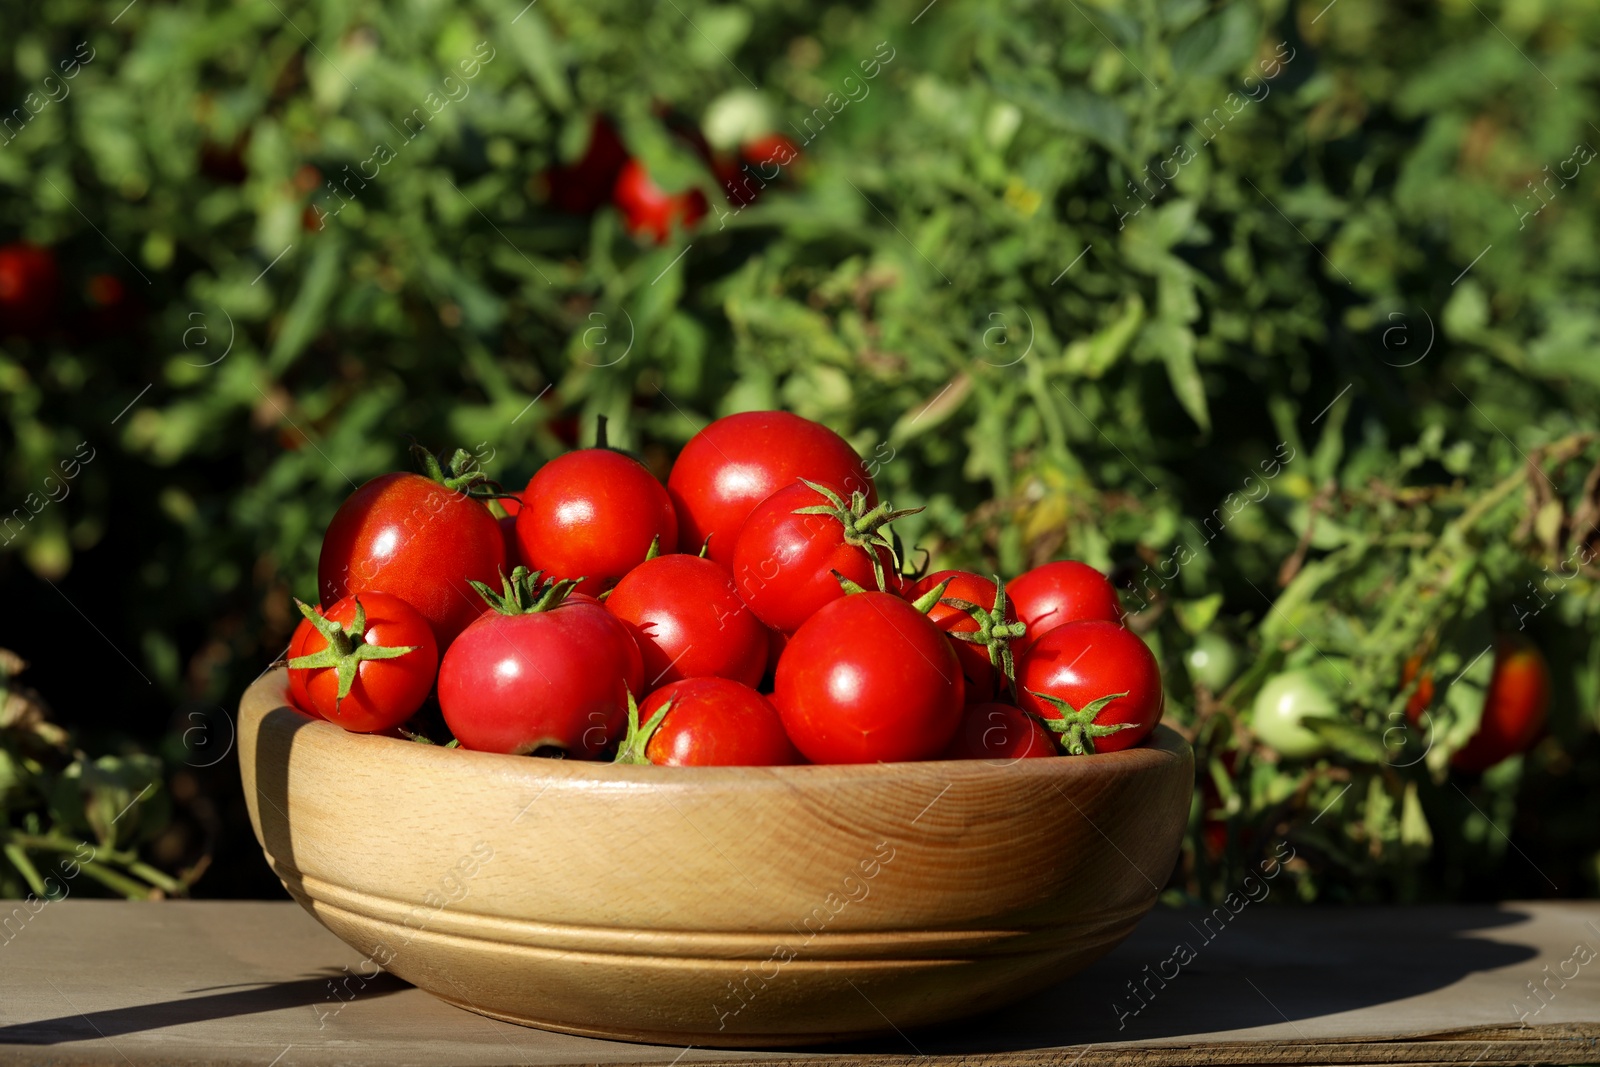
1451,636,1551,772
287,594,438,733
773,591,965,764
546,115,629,214
905,570,1027,704
318,449,507,648
1017,620,1163,754
606,554,768,688
612,158,707,244
515,447,677,596
616,678,800,767
0,242,60,338
742,133,800,171
731,480,915,634
940,703,1058,761
438,570,643,757
667,410,877,565
1007,561,1125,649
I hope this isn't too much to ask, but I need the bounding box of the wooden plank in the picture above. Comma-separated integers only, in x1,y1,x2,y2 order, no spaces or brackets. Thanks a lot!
1,900,1597,1066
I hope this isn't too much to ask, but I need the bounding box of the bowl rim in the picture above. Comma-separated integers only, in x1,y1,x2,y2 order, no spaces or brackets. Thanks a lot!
242,667,1191,787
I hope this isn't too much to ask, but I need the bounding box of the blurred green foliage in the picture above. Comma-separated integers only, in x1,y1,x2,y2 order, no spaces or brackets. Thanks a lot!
1,0,1598,901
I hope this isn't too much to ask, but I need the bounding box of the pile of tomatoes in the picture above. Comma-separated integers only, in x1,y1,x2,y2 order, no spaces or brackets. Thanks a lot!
284,411,1166,766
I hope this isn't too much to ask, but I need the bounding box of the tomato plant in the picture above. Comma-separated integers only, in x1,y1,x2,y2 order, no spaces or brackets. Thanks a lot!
514,446,677,596
1251,670,1335,760
773,591,964,763
286,594,438,733
732,479,914,633
1017,620,1162,754
545,115,628,215
940,703,1057,761
438,569,642,756
905,570,1026,703
616,677,800,767
1186,632,1240,692
611,158,707,244
666,410,877,564
1006,561,1124,649
318,449,506,647
606,553,769,688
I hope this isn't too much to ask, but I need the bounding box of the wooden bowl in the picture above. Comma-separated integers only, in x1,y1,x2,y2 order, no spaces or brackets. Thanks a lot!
238,669,1192,1047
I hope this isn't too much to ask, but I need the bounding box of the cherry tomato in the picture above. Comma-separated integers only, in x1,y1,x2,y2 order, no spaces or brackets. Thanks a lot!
438,575,643,756
515,448,677,596
1017,620,1162,754
611,158,707,244
742,133,800,171
287,594,439,733
1451,636,1550,772
1402,654,1435,721
1252,670,1334,759
1007,561,1124,650
318,466,507,648
905,570,1025,704
606,554,769,688
628,678,800,767
0,242,60,338
940,703,1057,761
774,591,965,763
546,115,629,214
667,410,877,565
731,481,905,634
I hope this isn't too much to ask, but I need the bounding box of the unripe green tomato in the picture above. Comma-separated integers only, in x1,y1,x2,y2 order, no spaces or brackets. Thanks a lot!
1186,633,1240,691
1252,670,1335,759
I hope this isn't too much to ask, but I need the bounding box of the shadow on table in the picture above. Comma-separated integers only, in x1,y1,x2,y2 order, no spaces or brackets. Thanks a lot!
818,904,1541,1056
0,972,410,1046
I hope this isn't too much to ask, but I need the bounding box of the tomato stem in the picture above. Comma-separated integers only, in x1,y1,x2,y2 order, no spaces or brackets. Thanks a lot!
789,478,922,591
613,693,672,765
1027,689,1135,755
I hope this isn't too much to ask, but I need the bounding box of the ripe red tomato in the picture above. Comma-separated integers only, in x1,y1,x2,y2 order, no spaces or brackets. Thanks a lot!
546,116,629,214
1017,620,1163,754
625,677,800,766
606,554,768,688
731,481,907,634
667,410,877,565
287,594,439,733
773,592,965,763
318,466,507,647
515,448,677,596
612,158,707,244
1451,636,1551,772
0,242,60,338
742,133,800,171
1007,561,1125,649
438,576,643,756
940,703,1058,760
905,570,1026,704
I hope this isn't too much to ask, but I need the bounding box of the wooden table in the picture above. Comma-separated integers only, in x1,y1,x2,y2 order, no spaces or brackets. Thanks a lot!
3,900,1598,1066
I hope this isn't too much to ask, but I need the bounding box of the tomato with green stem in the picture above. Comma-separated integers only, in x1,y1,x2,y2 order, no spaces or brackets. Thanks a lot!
731,479,916,634
905,570,1027,703
438,568,642,756
615,678,800,766
318,447,506,647
287,594,438,733
667,411,877,565
1017,620,1162,754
